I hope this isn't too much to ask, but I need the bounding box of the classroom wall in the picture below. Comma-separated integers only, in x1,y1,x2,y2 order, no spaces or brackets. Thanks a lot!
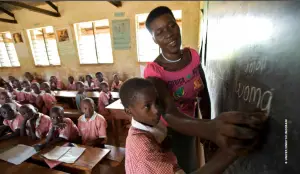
0,1,201,83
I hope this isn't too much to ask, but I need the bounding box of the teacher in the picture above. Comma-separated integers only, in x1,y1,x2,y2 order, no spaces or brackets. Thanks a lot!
143,6,267,173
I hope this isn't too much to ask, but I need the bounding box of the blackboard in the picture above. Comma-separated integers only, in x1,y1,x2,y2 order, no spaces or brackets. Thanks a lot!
203,1,300,174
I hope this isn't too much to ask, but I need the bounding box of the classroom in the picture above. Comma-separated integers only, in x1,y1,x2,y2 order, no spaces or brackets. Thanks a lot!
0,1,299,174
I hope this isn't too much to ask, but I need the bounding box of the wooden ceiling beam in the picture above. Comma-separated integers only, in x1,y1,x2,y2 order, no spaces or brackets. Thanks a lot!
0,18,17,24
1,1,61,17
109,1,122,8
0,5,17,24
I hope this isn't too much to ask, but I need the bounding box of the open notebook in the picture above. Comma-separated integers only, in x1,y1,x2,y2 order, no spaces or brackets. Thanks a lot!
43,146,85,164
0,144,37,165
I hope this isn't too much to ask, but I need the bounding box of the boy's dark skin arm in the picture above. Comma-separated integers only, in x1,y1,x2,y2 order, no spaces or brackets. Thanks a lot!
0,128,20,141
85,137,106,147
0,125,9,136
147,77,267,154
34,127,64,151
20,118,28,136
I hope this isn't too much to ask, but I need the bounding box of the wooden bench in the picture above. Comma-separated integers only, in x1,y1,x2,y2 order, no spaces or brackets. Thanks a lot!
63,108,82,124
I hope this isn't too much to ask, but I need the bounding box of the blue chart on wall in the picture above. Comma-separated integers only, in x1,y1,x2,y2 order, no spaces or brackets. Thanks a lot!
112,19,131,50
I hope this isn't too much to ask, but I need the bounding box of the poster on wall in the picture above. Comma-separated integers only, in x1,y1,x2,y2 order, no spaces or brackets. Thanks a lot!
55,26,75,56
56,28,70,42
12,32,24,44
112,19,131,50
12,31,30,58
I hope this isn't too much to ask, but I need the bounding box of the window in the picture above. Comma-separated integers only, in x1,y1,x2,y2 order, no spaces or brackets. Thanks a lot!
136,10,182,62
74,19,113,64
0,32,20,67
27,26,60,66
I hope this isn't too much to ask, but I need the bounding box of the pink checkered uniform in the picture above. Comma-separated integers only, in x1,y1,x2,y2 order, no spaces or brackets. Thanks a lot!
77,112,107,144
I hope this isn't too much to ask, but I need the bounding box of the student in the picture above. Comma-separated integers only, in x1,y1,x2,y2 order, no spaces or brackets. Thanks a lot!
8,76,16,89
20,104,51,139
98,82,113,117
78,76,85,83
4,82,15,95
50,76,65,91
94,72,108,89
111,74,123,92
0,77,6,88
24,72,37,83
33,106,80,151
77,98,107,147
22,80,33,104
84,74,95,91
31,82,45,111
0,91,22,110
41,82,57,115
75,81,86,111
67,76,76,91
0,103,24,140
13,79,26,103
120,78,266,174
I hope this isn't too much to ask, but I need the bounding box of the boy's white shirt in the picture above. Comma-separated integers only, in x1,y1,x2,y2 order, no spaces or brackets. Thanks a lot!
131,118,167,144
131,118,186,174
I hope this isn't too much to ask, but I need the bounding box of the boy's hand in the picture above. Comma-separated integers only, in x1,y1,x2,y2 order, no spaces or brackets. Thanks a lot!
33,144,42,152
210,111,268,155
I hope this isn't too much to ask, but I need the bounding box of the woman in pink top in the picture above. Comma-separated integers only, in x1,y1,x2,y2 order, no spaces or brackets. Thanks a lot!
0,103,24,140
143,6,267,173
20,104,51,140
41,82,57,115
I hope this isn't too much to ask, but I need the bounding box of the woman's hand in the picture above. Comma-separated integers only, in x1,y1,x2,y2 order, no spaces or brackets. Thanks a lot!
209,111,268,155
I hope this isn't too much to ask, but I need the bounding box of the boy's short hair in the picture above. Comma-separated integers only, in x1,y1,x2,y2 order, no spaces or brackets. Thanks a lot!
1,103,17,112
96,72,103,77
119,78,154,108
50,106,64,114
145,6,175,32
0,91,12,98
76,81,84,87
42,82,50,87
100,81,108,88
81,97,95,108
31,82,40,88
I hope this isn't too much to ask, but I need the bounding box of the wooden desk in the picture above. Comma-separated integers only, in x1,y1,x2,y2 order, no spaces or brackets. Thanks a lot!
0,161,68,174
31,142,110,174
0,137,67,174
0,136,40,151
53,91,119,99
105,99,130,146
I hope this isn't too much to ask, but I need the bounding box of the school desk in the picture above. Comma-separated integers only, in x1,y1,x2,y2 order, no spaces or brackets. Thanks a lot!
53,91,120,99
105,99,130,146
31,142,110,174
0,161,68,174
0,137,67,174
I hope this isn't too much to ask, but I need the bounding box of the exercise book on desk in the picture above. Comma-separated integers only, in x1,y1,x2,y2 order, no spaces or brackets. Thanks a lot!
0,144,37,165
43,146,85,163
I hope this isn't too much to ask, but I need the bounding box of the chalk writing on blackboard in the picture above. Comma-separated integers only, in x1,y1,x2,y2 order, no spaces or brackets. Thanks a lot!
235,81,273,115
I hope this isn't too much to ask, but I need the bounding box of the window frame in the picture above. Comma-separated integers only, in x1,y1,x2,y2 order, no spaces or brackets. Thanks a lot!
0,31,21,68
27,26,61,67
74,19,114,65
